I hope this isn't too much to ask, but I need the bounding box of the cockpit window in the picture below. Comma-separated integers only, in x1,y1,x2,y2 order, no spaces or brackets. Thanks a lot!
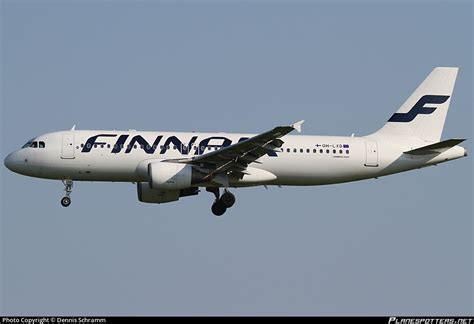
22,142,32,148
22,139,34,148
21,139,46,149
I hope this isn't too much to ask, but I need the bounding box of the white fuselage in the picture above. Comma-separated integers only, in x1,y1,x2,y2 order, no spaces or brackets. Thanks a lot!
4,130,467,187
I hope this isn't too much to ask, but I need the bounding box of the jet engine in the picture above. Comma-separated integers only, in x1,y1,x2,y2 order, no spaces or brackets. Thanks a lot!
148,162,206,190
137,183,199,204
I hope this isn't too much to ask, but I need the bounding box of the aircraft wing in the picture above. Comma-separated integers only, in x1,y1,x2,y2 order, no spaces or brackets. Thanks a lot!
167,120,304,181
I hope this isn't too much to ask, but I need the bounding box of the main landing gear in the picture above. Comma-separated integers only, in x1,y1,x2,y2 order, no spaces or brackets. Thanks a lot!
207,188,236,216
61,179,73,207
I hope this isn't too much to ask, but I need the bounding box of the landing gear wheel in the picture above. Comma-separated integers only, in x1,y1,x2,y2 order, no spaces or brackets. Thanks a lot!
211,202,227,216
61,196,71,207
61,179,73,207
220,191,235,208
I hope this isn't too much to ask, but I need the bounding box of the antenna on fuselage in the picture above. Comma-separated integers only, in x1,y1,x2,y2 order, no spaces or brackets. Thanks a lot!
70,125,76,131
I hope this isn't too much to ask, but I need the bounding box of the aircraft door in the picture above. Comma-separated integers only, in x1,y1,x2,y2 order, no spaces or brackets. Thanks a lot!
364,141,378,167
61,134,75,159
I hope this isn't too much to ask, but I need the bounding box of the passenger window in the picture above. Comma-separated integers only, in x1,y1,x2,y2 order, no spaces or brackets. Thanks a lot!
339,149,343,154
134,145,137,149
300,149,303,153
320,149,323,153
313,149,316,153
306,149,310,153
333,149,336,154
287,148,290,153
326,149,329,153
346,150,350,154
101,144,105,148
107,144,111,149
293,148,297,153
39,141,45,148
81,143,84,148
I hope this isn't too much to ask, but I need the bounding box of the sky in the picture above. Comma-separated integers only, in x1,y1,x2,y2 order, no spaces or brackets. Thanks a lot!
1,0,472,316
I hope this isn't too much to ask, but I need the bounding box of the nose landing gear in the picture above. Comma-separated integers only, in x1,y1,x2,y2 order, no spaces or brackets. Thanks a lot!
61,179,73,207
207,188,236,216
61,196,71,207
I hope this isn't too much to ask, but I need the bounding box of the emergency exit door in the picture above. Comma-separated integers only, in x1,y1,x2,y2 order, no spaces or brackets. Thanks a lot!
364,141,378,167
61,134,75,159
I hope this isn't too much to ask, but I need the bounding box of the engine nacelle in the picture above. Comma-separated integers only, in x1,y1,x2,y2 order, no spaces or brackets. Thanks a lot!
137,183,199,204
148,162,205,190
137,183,180,203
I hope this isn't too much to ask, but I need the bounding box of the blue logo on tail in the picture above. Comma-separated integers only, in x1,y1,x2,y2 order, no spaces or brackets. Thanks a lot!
388,95,450,123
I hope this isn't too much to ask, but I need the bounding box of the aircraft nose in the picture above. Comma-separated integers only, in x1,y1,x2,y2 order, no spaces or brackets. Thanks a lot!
4,151,20,173
4,152,14,171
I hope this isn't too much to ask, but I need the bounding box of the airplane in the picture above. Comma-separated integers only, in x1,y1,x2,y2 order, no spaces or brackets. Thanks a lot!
3,67,468,216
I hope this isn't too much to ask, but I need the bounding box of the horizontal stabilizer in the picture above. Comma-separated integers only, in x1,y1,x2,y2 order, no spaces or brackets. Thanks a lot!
404,138,465,155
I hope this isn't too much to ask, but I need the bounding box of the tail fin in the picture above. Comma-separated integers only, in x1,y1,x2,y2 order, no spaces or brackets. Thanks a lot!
373,67,459,142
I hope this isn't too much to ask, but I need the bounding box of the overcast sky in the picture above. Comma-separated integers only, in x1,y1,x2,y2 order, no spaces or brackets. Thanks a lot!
1,0,472,316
